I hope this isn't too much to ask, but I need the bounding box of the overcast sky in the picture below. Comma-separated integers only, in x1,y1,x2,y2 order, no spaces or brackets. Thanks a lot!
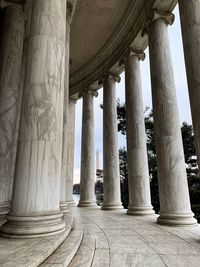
73,6,192,184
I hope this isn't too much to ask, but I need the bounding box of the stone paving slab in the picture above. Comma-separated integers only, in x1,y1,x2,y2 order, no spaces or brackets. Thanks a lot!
0,216,73,267
68,233,96,267
1,208,200,267
41,229,83,267
69,207,200,267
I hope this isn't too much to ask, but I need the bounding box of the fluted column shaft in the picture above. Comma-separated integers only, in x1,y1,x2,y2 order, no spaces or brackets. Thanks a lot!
66,98,76,205
124,51,154,216
78,90,97,207
179,0,200,171
148,12,196,225
1,0,67,238
101,75,122,210
59,9,71,214
0,4,25,216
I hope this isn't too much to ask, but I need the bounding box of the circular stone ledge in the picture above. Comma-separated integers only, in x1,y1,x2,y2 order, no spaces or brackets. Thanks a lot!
59,201,69,214
0,202,10,217
78,201,97,207
127,206,155,216
0,211,66,239
157,212,198,226
0,216,74,267
66,200,76,206
101,202,123,210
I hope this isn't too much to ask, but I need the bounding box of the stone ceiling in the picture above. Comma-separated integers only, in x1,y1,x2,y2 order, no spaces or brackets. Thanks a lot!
69,0,178,97
3,0,178,97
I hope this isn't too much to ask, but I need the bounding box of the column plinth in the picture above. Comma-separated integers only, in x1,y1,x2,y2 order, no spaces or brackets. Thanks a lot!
66,201,76,206
101,74,123,210
123,50,154,216
148,12,196,226
157,212,196,226
1,212,65,239
0,0,67,238
78,90,97,207
0,4,25,216
0,202,10,217
59,202,68,214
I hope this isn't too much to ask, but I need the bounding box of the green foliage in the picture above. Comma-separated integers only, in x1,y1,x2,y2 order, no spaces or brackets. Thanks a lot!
181,122,196,162
98,100,200,221
181,123,200,221
96,169,104,183
95,169,104,206
144,109,159,213
117,99,126,135
116,100,200,221
119,147,129,208
73,183,80,194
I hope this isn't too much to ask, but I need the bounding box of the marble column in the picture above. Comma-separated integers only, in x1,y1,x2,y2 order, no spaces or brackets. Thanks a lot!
66,98,76,206
179,0,200,172
148,11,196,225
59,7,71,214
101,74,123,210
123,49,154,215
1,0,67,238
78,90,97,207
0,4,25,216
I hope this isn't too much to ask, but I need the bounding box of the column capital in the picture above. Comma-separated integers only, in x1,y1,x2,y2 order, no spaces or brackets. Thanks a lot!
143,10,174,35
120,48,145,66
98,72,121,86
79,88,98,98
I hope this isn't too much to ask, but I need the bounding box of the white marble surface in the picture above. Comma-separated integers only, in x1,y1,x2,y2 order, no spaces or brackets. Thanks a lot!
148,15,196,226
0,215,73,266
67,207,200,267
0,4,25,215
79,90,96,207
1,0,67,237
69,232,95,267
102,75,122,210
1,207,200,266
179,0,200,173
12,0,66,213
124,51,154,216
41,228,83,266
66,99,76,205
8,0,34,214
60,11,71,214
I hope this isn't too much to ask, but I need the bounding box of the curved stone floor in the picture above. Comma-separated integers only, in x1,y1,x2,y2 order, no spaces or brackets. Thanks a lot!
1,207,200,267
0,216,74,266
69,207,200,267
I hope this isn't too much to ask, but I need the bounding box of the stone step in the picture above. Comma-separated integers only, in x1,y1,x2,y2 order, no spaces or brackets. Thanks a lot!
40,228,84,267
68,233,96,267
0,216,74,267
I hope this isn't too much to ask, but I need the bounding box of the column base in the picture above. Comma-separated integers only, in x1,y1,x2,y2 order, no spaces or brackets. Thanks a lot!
59,201,69,214
78,200,97,207
127,206,155,216
0,202,10,216
101,202,123,210
0,211,66,238
66,200,76,206
157,212,197,226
